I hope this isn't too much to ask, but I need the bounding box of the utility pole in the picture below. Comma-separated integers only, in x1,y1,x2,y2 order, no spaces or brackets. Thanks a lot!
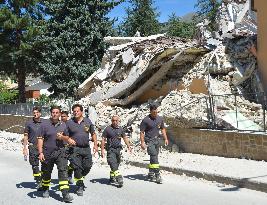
251,0,267,92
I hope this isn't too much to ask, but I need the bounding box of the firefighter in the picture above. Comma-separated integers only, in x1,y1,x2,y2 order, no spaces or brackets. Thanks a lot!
101,115,132,187
61,110,74,184
37,105,73,202
64,104,98,196
140,103,169,184
23,106,44,189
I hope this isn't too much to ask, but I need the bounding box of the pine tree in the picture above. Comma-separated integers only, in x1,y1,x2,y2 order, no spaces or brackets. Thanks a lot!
195,0,221,31
38,0,121,98
0,0,44,102
166,13,196,39
122,0,160,37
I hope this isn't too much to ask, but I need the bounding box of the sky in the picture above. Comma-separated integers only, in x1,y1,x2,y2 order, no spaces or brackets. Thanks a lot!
108,0,199,23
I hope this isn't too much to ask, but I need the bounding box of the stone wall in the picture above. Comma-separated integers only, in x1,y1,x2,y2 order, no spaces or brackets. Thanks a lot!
0,115,32,134
169,127,267,160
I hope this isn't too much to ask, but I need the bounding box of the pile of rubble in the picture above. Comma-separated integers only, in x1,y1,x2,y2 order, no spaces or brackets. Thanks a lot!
78,35,207,106
0,131,22,152
216,0,257,38
75,0,264,145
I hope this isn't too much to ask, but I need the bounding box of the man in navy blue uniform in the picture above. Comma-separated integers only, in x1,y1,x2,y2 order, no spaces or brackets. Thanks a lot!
65,104,98,196
60,110,74,184
23,106,44,189
101,115,132,187
140,103,169,184
37,106,73,202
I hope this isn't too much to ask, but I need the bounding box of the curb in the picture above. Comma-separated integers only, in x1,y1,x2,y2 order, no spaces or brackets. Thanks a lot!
125,160,267,193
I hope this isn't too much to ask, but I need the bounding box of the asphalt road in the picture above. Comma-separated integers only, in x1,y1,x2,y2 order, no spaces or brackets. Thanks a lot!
1,150,267,205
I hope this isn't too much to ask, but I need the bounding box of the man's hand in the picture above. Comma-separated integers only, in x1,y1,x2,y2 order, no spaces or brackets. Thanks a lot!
67,138,76,146
141,142,146,150
101,149,105,158
128,146,133,154
39,153,45,161
164,139,169,146
93,144,98,155
23,147,28,156
21,138,24,145
56,132,64,140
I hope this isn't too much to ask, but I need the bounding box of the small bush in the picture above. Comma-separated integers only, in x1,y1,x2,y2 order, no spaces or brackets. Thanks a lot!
0,82,19,104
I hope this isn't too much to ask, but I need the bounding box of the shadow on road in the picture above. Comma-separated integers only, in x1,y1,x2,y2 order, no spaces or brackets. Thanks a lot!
220,175,267,192
16,180,63,202
90,178,118,188
220,186,240,192
124,174,147,181
27,189,62,202
90,177,109,185
16,182,36,190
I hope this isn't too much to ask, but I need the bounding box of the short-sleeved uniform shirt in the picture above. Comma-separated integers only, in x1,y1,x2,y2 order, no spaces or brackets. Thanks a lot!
65,118,95,147
102,125,126,148
24,118,44,145
140,115,165,141
38,119,67,156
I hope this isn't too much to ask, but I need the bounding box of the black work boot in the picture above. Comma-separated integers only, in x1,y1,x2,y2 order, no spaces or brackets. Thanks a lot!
68,168,74,184
42,189,49,198
116,175,123,188
76,186,84,196
155,173,163,184
68,177,74,185
35,176,42,190
109,175,116,184
147,172,156,182
75,181,84,196
62,190,73,203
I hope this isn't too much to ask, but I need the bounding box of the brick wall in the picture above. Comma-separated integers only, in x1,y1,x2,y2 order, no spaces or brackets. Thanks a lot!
25,90,40,99
168,127,267,161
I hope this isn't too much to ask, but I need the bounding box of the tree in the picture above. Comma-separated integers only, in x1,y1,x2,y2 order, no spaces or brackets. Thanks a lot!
0,0,44,102
38,0,121,98
0,81,18,104
166,13,196,39
122,0,160,37
195,0,221,31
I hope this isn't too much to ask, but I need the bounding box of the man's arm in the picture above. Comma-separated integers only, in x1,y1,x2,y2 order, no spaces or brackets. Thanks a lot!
101,137,106,158
160,118,168,146
57,133,76,146
140,131,146,150
22,122,29,156
37,137,45,161
89,123,98,154
22,133,29,156
140,120,146,150
91,133,98,154
161,128,169,146
123,136,132,153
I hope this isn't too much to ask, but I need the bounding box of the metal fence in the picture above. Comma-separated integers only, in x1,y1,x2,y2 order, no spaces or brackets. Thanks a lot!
165,92,267,132
208,92,266,132
0,103,50,117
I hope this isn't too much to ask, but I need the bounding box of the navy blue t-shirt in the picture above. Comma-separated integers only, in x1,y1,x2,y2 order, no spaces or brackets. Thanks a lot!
65,117,95,147
24,118,44,145
38,119,67,156
140,115,165,140
102,125,126,148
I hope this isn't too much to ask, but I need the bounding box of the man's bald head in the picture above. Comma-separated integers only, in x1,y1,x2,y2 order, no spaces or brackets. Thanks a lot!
111,115,120,127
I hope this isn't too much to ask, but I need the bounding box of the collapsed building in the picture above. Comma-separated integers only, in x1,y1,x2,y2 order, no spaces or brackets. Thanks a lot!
76,0,265,145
